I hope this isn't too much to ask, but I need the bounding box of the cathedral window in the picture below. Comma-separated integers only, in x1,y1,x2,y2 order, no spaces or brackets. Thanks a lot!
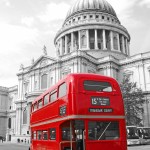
41,74,48,89
102,16,105,19
89,30,95,49
50,77,54,86
62,70,71,78
90,15,93,18
84,16,86,19
8,118,11,129
34,81,37,90
81,35,86,47
113,33,118,50
78,17,81,20
96,15,99,19
24,82,29,95
147,67,150,83
23,108,27,124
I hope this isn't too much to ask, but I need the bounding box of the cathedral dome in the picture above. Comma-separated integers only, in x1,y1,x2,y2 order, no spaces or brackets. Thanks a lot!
65,0,117,21
54,0,130,60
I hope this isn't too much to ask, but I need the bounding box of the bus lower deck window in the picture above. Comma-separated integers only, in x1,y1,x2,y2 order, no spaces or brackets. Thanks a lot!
32,131,36,140
37,131,42,140
43,130,48,140
50,128,56,140
88,121,119,140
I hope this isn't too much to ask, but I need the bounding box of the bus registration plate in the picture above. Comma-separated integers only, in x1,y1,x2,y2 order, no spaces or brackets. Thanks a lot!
91,97,110,106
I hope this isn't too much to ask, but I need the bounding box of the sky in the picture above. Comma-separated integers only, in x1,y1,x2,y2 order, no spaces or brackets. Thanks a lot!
0,0,150,87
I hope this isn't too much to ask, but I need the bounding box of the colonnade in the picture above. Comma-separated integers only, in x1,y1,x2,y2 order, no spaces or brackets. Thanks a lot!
56,29,129,56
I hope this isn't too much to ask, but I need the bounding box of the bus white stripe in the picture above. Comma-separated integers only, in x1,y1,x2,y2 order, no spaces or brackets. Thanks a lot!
30,115,125,128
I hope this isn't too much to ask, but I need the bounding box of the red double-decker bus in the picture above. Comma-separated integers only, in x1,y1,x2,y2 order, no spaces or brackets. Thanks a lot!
30,73,127,150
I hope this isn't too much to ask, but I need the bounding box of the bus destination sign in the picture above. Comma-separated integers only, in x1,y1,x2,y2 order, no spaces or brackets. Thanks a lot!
89,108,113,113
91,97,110,106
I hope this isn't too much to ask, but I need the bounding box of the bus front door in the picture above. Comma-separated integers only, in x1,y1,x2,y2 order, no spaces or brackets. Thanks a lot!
60,120,85,150
74,120,85,150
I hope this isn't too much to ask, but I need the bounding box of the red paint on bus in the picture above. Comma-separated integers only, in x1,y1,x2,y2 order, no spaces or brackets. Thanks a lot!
30,73,127,150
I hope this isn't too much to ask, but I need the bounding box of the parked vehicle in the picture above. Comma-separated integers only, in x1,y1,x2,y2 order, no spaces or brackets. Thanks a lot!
137,127,150,144
126,126,140,145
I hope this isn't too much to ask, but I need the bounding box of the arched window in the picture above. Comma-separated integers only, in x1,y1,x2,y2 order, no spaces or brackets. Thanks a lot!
8,118,11,129
23,108,27,124
81,35,86,48
41,74,47,89
24,82,29,97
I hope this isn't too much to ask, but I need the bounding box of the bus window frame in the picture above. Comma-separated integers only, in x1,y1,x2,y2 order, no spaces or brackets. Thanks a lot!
43,93,49,106
88,120,120,140
38,99,43,109
32,131,37,140
58,82,67,98
33,102,38,112
43,130,48,140
50,128,56,140
37,130,42,140
83,80,113,92
49,89,57,103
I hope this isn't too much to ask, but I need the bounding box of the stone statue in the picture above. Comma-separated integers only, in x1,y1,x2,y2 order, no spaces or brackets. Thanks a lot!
20,64,24,70
43,45,47,55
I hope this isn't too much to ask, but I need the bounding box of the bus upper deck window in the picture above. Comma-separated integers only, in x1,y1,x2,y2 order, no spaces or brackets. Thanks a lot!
38,99,43,109
84,80,112,92
58,82,67,98
34,103,37,111
50,89,57,102
44,94,49,105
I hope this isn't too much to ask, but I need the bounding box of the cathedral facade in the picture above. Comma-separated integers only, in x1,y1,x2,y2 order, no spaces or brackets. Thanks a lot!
0,0,150,143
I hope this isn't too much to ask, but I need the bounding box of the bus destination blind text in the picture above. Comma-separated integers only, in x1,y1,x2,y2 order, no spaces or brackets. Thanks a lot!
89,108,113,113
91,97,110,106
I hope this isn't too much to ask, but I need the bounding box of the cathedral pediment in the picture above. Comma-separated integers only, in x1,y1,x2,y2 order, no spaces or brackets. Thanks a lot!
30,55,56,70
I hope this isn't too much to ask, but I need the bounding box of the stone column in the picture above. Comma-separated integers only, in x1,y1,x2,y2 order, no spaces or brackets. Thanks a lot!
65,35,67,54
127,41,130,56
60,37,63,55
110,31,113,51
29,75,32,92
16,107,22,135
125,38,128,55
27,102,31,129
102,29,107,50
122,35,125,53
71,32,74,52
95,29,98,49
78,30,81,49
117,33,120,51
86,29,90,49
